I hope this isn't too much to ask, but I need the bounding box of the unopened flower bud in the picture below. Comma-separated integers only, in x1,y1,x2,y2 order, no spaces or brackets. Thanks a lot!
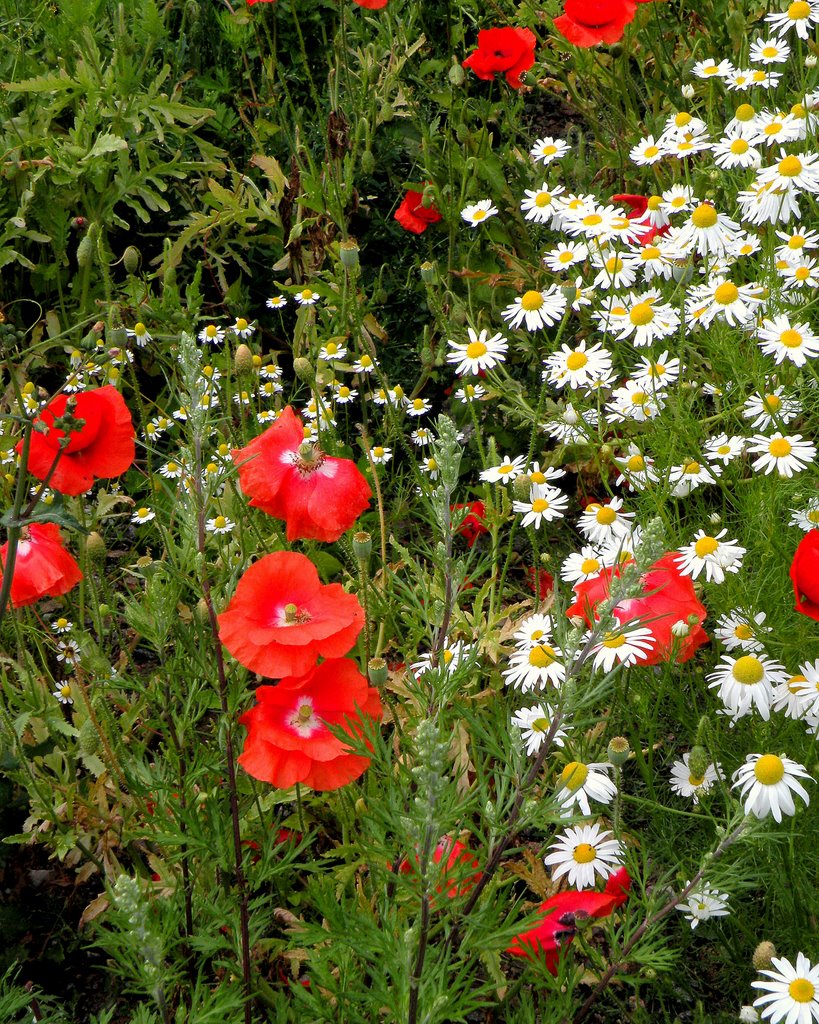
687,745,710,781
739,1007,760,1023
512,474,532,500
607,736,631,766
681,84,695,99
419,260,437,284
360,149,375,174
368,657,388,686
85,531,107,562
195,597,210,626
123,245,141,274
671,619,690,638
353,531,372,561
354,797,367,815
752,941,777,971
234,343,254,377
293,357,314,383
448,60,465,87
806,54,817,68
339,239,360,269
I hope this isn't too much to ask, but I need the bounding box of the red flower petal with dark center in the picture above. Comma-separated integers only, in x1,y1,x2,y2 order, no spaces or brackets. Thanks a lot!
22,386,135,496
791,530,819,620
232,406,371,542
238,659,382,791
218,551,364,678
0,523,83,608
395,190,443,234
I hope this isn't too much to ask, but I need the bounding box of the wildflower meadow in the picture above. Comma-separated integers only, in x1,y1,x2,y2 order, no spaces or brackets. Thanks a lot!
2,0,819,1021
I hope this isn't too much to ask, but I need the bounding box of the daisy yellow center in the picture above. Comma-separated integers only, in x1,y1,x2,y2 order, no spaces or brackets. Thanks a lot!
300,289,314,300
541,144,557,156
780,329,803,347
692,204,718,229
559,251,574,263
703,64,719,75
764,121,783,136
642,245,660,259
531,471,547,484
788,1,810,20
583,213,603,226
643,145,659,158
612,217,631,231
561,762,589,791
809,510,819,523
695,536,719,557
650,362,666,377
714,282,739,305
472,209,487,221
596,507,617,525
788,674,808,693
360,355,373,367
236,318,248,331
684,461,701,475
630,390,649,406
521,290,544,311
60,685,71,698
466,341,487,359
718,444,731,454
567,352,588,370
627,454,646,471
535,191,552,207
795,266,811,280
529,644,557,667
532,716,551,732
427,458,438,471
646,195,662,210
611,304,627,316
213,515,227,529
412,399,425,410
498,463,515,475
688,774,705,787
338,386,351,398
393,385,405,400
581,557,601,574
789,235,806,248
134,322,146,334
754,754,784,785
732,655,764,685
532,498,550,513
573,843,597,864
788,979,815,1003
530,629,545,641
734,623,754,640
205,325,218,338
792,103,806,117
56,617,69,629
442,649,454,664
630,302,655,325
670,196,687,208
762,46,779,58
373,446,385,458
325,342,339,355
605,256,624,274
764,394,781,411
769,438,792,458
675,112,692,127
206,463,218,475
602,632,627,648
730,139,750,154
137,507,150,518
736,103,756,121
778,155,803,177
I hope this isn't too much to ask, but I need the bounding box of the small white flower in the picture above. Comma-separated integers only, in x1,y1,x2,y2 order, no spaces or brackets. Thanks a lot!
206,515,235,535
675,530,746,584
511,703,567,754
230,317,255,338
555,761,617,816
132,507,156,524
676,882,731,929
52,682,74,705
266,295,287,309
198,324,225,345
461,199,498,227
669,752,722,803
544,823,624,890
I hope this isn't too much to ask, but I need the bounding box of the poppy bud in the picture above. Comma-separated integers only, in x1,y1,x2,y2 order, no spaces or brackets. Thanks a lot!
123,245,141,274
195,597,210,626
368,657,388,686
76,233,95,268
85,531,107,562
512,474,532,501
70,216,87,229
234,343,254,377
448,60,465,87
687,745,710,781
752,941,777,971
78,718,101,756
360,150,375,174
293,357,314,383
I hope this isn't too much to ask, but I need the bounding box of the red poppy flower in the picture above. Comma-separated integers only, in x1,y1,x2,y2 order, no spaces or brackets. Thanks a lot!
452,501,488,547
232,406,372,542
0,523,83,608
353,0,388,8
508,868,631,970
218,551,365,678
566,554,708,664
791,530,819,621
554,0,637,47
238,659,382,791
398,837,481,899
394,190,442,234
612,193,670,245
246,0,275,5
527,566,554,600
21,386,135,496
462,27,537,89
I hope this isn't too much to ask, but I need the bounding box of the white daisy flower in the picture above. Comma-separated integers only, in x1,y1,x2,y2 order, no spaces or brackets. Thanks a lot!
671,203,743,258
503,641,565,692
406,397,432,418
669,752,722,803
590,626,655,672
543,241,589,272
743,388,802,430
513,484,569,529
545,402,599,443
206,514,236,535
757,150,819,195
333,384,358,405
577,497,635,546
790,661,819,716
501,286,567,331
668,458,721,498
685,277,764,328
480,454,526,484
126,322,152,347
753,952,819,1024
447,328,508,376
765,0,819,39
629,134,666,165
772,671,816,719
732,752,812,822
132,506,156,524
420,456,440,480
613,446,659,491
775,224,819,257
56,639,81,665
708,653,789,721
561,547,606,584
319,340,347,361
512,613,556,650
692,57,734,79
555,760,617,816
747,433,817,477
660,183,698,215
738,178,802,225
758,316,819,366
605,380,666,423
454,382,486,403
713,132,763,169
591,250,641,290
461,199,498,227
544,823,624,890
675,529,746,584
607,292,680,347
790,498,819,532
294,287,321,306
530,136,570,164
751,110,803,146
352,353,377,374
520,182,565,225
266,294,287,309
676,883,731,929
198,323,225,345
230,317,255,338
369,445,392,464
410,427,433,446
715,611,771,652
631,352,681,391
511,703,568,754
543,340,613,391
780,255,819,289
704,433,745,465
52,682,74,705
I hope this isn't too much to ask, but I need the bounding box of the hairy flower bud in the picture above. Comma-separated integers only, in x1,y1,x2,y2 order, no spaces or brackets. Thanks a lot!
123,245,141,274
234,343,254,377
85,531,107,562
752,941,777,971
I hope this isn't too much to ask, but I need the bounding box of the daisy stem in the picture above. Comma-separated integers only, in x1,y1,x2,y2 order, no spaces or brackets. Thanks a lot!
573,816,748,1024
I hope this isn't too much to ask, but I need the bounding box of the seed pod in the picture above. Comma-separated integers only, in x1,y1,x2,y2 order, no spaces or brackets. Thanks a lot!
123,245,141,274
234,343,254,377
